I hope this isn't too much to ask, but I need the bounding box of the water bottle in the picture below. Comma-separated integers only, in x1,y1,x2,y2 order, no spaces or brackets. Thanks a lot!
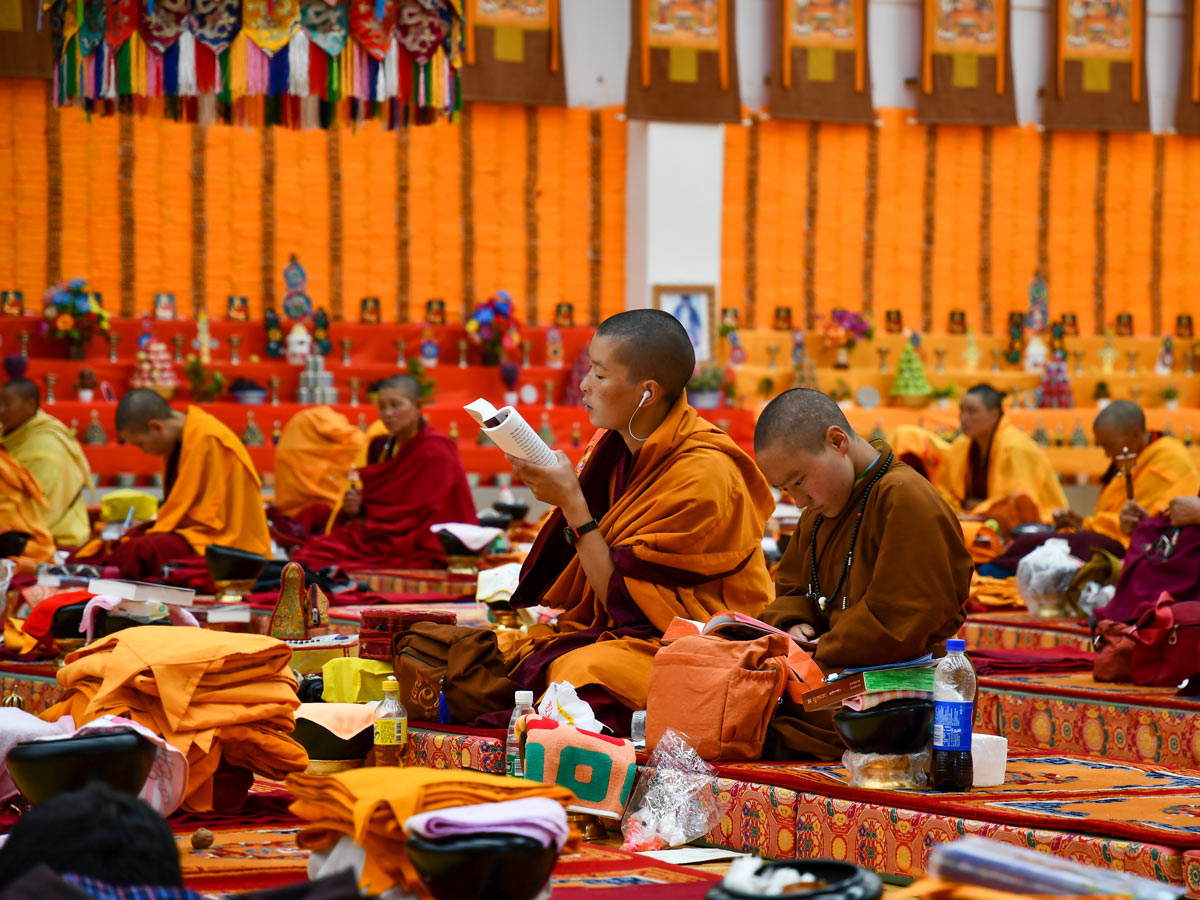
373,676,408,768
932,639,976,792
506,690,535,778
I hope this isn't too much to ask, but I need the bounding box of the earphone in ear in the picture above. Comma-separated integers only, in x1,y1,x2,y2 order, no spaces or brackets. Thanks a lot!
628,389,653,442
641,390,651,403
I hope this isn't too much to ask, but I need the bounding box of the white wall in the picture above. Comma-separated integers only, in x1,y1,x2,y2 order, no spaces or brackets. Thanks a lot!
561,0,1187,131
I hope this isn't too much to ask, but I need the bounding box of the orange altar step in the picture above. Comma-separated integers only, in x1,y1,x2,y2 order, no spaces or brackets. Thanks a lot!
960,611,1093,652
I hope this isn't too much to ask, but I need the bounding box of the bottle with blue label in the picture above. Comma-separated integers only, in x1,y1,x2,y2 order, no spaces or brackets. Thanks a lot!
932,639,976,792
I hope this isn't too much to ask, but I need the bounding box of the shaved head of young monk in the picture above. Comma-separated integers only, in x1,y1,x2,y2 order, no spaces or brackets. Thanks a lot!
754,388,882,518
0,379,39,435
584,309,695,452
1093,400,1148,461
115,388,187,456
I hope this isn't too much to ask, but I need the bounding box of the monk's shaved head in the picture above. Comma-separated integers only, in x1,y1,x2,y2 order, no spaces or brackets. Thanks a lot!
755,388,853,454
376,375,422,404
115,388,174,435
964,383,1005,413
1,379,39,408
594,309,696,400
1094,400,1145,435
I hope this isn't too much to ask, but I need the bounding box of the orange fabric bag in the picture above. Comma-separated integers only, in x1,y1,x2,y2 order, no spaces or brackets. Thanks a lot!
645,634,791,761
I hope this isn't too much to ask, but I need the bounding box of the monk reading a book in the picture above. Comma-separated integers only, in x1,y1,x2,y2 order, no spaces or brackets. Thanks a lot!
754,389,973,759
291,375,477,571
504,310,775,732
73,389,271,579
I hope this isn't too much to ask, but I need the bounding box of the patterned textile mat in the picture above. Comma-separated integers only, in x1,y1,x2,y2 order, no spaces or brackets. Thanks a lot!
0,667,61,715
961,612,1092,652
977,673,1200,768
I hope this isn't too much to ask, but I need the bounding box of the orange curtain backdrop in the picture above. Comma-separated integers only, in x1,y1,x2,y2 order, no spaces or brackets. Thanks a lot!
356,127,398,322
1046,131,1098,332
273,129,330,320
534,107,565,321
599,107,626,323
226,126,264,318
59,111,120,303
755,116,808,327
874,109,924,320
720,122,748,320
205,125,234,317
557,107,590,320
1104,132,1153,323
814,123,867,320
988,125,1040,331
930,125,982,333
470,104,528,309
1161,137,1200,336
0,82,48,297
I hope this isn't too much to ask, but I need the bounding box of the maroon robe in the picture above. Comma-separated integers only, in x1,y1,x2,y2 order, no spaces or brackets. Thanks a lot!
291,424,477,570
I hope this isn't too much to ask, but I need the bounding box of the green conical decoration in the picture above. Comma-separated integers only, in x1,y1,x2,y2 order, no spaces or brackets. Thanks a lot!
1070,419,1089,447
1032,417,1051,447
889,343,933,404
869,419,887,443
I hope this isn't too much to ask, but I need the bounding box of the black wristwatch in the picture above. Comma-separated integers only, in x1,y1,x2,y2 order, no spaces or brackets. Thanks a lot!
563,519,600,545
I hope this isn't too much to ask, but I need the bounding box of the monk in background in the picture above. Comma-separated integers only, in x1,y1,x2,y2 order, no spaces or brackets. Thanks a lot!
269,407,367,537
934,384,1066,531
74,389,271,579
0,376,93,548
755,389,972,759
505,310,775,731
291,375,476,572
0,445,55,564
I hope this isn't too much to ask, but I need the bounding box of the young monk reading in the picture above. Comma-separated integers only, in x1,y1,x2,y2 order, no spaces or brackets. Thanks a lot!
73,389,271,578
754,389,973,760
504,310,775,732
291,375,477,571
0,378,93,547
934,384,1067,528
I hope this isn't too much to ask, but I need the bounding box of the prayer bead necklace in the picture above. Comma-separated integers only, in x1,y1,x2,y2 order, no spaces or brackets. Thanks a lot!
806,452,894,613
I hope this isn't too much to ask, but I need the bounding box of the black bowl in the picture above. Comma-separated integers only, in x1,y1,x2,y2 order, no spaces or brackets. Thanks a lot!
7,730,156,806
478,509,513,529
205,544,270,583
292,718,373,761
833,699,934,755
436,532,482,558
405,832,558,900
706,860,882,900
494,502,530,523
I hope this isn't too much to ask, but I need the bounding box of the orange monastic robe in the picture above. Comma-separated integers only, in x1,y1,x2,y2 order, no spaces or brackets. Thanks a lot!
0,447,55,563
937,422,1067,525
151,407,272,556
509,393,776,710
1084,436,1200,545
273,407,367,519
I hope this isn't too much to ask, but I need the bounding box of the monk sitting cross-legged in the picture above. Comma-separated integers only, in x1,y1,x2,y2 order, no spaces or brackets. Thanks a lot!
268,407,368,538
754,389,973,760
73,389,271,579
504,310,776,733
290,375,477,571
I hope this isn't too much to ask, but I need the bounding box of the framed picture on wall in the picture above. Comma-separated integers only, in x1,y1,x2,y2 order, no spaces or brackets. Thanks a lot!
652,284,716,363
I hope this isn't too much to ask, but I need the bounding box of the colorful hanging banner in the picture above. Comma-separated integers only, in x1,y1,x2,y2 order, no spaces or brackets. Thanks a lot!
302,0,349,56
244,0,300,54
137,0,190,55
191,0,242,53
769,0,873,123
1043,0,1146,130
78,0,107,57
466,0,555,69
460,0,564,104
642,0,727,88
397,0,450,65
349,0,398,61
915,0,1015,124
1174,0,1200,134
106,0,137,47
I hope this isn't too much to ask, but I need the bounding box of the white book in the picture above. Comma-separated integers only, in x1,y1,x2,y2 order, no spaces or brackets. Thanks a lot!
87,579,195,607
194,604,252,624
463,398,558,467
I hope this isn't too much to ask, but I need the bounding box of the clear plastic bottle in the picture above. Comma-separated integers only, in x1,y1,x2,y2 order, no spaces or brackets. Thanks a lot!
373,676,408,767
506,690,535,778
932,639,976,791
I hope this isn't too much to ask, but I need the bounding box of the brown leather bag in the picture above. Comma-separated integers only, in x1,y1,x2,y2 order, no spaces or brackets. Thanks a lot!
392,622,519,724
644,634,790,761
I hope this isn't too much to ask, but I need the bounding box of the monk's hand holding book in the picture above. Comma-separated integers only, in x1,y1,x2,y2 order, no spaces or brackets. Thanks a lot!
505,450,585,516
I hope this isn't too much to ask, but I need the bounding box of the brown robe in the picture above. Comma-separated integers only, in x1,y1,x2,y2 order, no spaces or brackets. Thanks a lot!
759,441,973,760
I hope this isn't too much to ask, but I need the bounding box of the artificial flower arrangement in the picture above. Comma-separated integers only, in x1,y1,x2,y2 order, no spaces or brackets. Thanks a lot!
41,280,110,348
465,291,520,363
821,309,874,351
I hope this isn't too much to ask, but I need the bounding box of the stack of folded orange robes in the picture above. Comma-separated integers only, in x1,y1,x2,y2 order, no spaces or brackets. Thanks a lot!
43,626,308,811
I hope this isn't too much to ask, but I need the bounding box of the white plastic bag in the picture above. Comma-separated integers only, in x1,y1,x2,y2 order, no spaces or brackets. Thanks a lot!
1078,582,1116,618
536,681,608,734
1016,538,1082,617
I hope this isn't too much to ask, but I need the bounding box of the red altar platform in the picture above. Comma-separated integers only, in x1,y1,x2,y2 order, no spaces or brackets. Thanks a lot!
960,612,1093,653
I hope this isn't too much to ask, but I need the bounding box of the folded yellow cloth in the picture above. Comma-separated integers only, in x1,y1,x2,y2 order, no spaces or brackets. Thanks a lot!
287,767,577,897
99,489,159,524
321,657,395,703
43,627,307,811
969,575,1024,610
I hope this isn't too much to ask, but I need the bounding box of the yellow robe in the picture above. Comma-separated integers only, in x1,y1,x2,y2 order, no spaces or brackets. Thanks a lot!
149,407,271,557
2,409,93,547
273,407,366,517
937,421,1067,524
1083,436,1200,545
0,447,55,563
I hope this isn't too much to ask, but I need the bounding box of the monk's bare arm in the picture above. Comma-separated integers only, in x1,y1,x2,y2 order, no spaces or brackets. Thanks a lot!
561,496,615,606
